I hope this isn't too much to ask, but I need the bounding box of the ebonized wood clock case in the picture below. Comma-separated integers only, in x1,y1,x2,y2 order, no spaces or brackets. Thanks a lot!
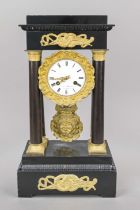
17,15,117,198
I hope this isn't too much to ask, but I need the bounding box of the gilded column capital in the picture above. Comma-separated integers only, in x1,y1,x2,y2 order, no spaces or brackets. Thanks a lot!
27,50,42,61
92,49,107,61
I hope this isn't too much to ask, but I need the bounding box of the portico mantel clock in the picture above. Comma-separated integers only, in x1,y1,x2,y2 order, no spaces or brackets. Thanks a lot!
17,15,117,197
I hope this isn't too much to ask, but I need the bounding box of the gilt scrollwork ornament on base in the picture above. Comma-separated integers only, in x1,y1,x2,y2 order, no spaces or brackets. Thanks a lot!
51,104,83,142
40,33,94,48
38,174,98,192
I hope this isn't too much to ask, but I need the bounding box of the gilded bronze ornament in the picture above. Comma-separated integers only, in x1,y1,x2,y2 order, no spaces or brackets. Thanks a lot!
26,137,48,155
88,139,107,154
27,50,42,61
40,33,94,48
51,104,83,142
38,50,95,106
38,174,98,192
92,49,107,61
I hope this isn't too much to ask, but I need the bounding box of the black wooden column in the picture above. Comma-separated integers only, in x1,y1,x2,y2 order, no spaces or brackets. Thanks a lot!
89,50,107,154
28,51,44,144
40,93,46,137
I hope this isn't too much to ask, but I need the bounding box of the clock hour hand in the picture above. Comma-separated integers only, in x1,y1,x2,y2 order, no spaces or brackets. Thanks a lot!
51,77,68,86
73,81,81,87
51,81,60,86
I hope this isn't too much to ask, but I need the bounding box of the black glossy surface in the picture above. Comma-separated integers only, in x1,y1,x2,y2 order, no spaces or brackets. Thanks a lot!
27,15,108,24
91,61,104,144
40,93,45,137
29,61,42,144
18,15,117,197
22,140,112,165
17,140,117,197
26,31,107,50
19,15,115,50
20,24,114,32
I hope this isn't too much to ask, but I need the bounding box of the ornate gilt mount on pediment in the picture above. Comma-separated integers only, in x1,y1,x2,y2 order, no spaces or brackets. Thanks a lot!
40,33,94,48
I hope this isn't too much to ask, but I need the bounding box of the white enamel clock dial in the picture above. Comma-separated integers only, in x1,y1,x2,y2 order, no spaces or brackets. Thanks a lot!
39,50,95,106
48,59,85,96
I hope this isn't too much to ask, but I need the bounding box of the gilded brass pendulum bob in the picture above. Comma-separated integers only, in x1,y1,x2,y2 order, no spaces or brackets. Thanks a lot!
51,104,83,142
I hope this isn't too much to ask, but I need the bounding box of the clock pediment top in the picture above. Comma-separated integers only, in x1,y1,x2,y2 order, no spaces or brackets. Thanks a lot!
19,24,114,32
19,15,115,32
19,15,115,50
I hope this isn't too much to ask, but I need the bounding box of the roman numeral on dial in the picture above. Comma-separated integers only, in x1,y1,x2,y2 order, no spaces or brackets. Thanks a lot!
57,88,61,92
65,89,68,94
57,63,61,68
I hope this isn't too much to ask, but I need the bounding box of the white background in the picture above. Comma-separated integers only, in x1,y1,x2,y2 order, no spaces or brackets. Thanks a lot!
0,0,140,209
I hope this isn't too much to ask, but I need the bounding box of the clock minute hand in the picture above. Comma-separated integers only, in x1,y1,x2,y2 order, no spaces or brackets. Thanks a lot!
52,75,70,81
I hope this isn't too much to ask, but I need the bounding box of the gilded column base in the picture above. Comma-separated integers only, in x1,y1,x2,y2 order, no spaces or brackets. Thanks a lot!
88,139,107,154
26,137,48,156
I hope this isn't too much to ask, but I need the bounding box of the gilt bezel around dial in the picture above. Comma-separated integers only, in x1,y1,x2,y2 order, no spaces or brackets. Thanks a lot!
38,50,95,106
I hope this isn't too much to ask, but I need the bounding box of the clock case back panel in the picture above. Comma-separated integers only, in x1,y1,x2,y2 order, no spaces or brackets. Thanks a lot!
17,15,117,197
